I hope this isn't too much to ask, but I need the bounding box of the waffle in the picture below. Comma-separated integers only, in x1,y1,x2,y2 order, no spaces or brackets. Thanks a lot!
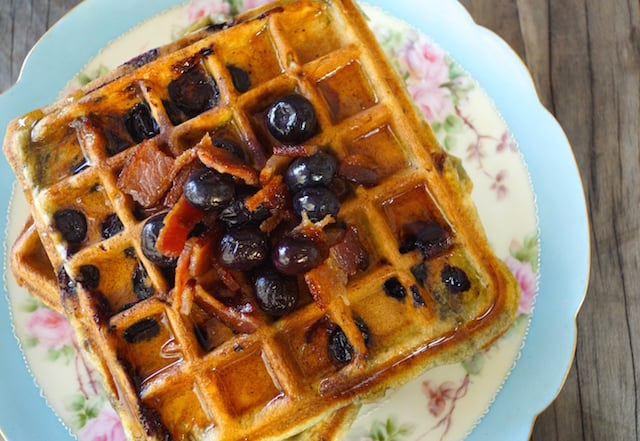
9,218,359,440
4,0,520,440
10,218,62,312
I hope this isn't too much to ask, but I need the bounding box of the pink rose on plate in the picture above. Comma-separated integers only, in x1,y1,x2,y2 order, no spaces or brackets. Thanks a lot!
504,256,537,315
26,308,75,350
399,34,454,122
243,0,276,10
79,407,126,441
186,0,231,23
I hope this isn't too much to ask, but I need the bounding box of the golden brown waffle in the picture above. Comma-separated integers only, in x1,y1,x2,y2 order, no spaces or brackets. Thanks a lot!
10,218,62,313
4,0,520,440
9,218,359,440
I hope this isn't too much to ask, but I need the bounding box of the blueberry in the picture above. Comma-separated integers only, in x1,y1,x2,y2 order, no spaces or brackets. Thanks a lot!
292,187,340,222
226,64,251,93
400,221,451,258
219,199,253,228
411,285,426,306
77,265,100,290
125,48,159,68
328,317,371,364
125,102,159,144
132,263,155,300
141,213,178,268
211,138,245,161
183,168,235,211
253,268,298,316
383,277,407,301
57,267,77,298
219,198,270,229
167,67,219,121
284,151,338,192
218,226,268,270
354,316,371,348
101,213,124,239
54,208,87,244
410,262,428,288
272,236,323,275
328,325,353,364
441,265,471,294
124,247,137,259
266,94,318,144
123,318,161,344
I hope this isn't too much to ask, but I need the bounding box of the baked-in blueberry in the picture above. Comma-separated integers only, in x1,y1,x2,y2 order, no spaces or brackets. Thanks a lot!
167,67,219,121
441,264,471,294
328,325,353,364
125,102,159,144
77,265,100,291
132,263,155,300
101,213,124,239
123,318,161,344
383,277,407,301
54,208,87,244
226,64,251,93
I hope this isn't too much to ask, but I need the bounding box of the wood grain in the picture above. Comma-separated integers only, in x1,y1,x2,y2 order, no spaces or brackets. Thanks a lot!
1,0,638,440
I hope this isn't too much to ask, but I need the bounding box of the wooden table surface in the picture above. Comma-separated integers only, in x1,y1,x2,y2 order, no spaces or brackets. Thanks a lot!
0,1,635,440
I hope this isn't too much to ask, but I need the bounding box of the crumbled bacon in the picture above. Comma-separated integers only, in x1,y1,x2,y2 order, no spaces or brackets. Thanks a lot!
174,234,217,294
196,285,262,334
245,175,287,211
304,257,347,310
174,243,195,296
272,144,318,157
259,154,291,184
156,196,205,257
330,225,369,276
258,210,292,234
212,260,242,293
195,134,259,185
163,161,199,207
117,140,176,207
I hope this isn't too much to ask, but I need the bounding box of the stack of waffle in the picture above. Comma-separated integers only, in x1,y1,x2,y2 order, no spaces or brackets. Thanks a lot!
4,0,520,439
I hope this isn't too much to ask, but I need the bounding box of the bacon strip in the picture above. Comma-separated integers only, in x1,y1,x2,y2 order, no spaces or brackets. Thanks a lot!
195,134,259,185
245,175,287,211
174,234,217,294
272,144,318,157
117,140,175,207
329,225,369,276
156,196,205,257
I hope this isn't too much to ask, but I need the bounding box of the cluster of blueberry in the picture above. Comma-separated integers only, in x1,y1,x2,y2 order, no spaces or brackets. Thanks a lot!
135,93,347,318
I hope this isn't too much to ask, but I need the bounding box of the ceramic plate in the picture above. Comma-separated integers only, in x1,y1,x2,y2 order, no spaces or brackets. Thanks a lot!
0,1,589,440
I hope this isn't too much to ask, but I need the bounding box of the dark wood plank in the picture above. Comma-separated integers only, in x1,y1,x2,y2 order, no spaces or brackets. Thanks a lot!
463,1,640,440
2,1,639,441
0,0,82,92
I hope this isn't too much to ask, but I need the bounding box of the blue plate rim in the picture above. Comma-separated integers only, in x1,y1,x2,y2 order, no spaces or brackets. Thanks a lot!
0,1,590,440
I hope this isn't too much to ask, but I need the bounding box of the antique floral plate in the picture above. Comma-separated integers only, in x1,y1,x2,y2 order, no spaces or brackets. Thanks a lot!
0,1,589,440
